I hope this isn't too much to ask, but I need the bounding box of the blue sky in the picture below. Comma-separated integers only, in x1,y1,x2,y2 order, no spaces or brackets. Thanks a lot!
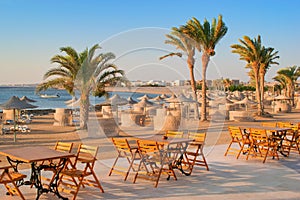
1,0,300,84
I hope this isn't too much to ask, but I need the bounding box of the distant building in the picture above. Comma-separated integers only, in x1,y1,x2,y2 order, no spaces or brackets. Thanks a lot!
147,80,166,86
172,80,185,86
231,79,240,86
206,80,213,87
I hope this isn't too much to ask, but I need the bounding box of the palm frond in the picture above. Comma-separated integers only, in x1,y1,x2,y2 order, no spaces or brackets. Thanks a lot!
159,52,182,60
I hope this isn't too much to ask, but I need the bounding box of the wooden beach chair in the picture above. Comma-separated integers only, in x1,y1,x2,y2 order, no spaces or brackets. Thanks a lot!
165,130,184,138
247,128,279,163
133,140,177,188
224,126,251,159
182,132,209,175
0,162,27,200
109,137,140,181
281,123,300,156
58,144,104,200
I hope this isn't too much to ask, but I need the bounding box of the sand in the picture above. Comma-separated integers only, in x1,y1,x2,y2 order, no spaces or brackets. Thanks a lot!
1,106,299,162
0,107,300,199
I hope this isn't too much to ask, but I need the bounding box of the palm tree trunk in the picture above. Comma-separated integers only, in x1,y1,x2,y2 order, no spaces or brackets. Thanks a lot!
80,92,89,130
259,71,265,114
254,68,263,115
291,83,295,106
187,56,199,119
201,53,209,121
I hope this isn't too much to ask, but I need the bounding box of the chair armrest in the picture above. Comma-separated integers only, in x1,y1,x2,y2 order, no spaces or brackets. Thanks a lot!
78,157,96,163
0,164,15,170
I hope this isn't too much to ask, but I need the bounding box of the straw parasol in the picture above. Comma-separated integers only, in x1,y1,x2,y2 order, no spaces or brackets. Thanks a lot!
101,94,128,124
274,95,291,100
234,97,257,111
0,96,37,142
137,94,151,100
160,94,169,99
65,96,77,105
177,94,196,103
165,94,178,103
136,98,156,114
20,96,36,103
127,96,138,105
66,97,81,108
151,95,165,104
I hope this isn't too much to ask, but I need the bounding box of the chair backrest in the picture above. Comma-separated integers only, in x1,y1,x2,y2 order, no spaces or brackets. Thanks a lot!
250,128,268,142
54,141,73,153
281,123,299,131
281,123,299,139
75,144,99,166
166,131,184,138
228,126,243,140
137,140,159,154
261,122,277,127
111,137,132,153
277,122,292,128
188,132,206,143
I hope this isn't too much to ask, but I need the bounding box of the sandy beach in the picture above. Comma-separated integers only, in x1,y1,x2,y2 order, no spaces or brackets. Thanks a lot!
1,105,300,159
0,106,300,199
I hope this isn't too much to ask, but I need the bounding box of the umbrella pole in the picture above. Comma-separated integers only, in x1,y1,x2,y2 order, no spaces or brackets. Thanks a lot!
13,109,16,142
116,106,119,125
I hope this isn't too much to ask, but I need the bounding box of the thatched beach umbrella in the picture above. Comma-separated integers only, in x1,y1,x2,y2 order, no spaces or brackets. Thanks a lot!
136,98,155,114
127,96,138,105
151,95,165,105
101,94,128,124
274,95,291,100
234,97,257,111
66,97,81,108
160,94,169,99
137,94,151,100
20,96,36,103
0,96,37,142
65,96,77,105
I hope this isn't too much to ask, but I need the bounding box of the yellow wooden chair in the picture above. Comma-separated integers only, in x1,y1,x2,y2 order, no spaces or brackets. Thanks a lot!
261,122,277,127
165,130,184,138
247,128,279,163
58,144,104,200
133,140,177,188
54,141,74,153
182,132,209,175
281,123,300,156
109,137,140,181
276,121,291,128
224,126,251,159
0,163,26,200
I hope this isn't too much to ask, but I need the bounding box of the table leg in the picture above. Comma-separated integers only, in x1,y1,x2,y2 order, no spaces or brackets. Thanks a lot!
275,130,288,157
168,142,192,177
31,158,69,200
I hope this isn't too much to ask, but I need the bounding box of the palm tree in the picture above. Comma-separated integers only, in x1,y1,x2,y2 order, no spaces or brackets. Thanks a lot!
182,15,228,121
222,78,232,91
273,75,287,96
160,27,199,119
247,69,256,87
274,66,300,106
258,47,279,110
231,35,265,115
36,44,125,130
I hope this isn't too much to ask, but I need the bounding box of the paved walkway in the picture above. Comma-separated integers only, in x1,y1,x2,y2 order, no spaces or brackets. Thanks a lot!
1,144,300,200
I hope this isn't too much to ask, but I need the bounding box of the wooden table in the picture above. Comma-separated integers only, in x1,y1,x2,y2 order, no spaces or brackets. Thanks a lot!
0,146,74,200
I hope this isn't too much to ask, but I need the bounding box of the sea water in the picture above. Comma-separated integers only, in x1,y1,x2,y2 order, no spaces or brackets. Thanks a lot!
0,86,157,110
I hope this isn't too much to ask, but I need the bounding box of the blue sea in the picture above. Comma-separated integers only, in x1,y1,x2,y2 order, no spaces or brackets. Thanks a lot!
0,86,157,110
